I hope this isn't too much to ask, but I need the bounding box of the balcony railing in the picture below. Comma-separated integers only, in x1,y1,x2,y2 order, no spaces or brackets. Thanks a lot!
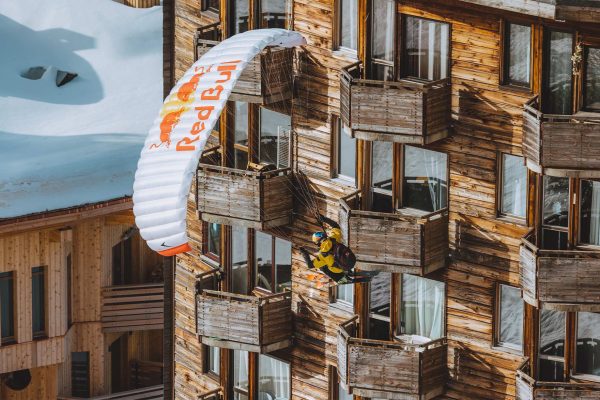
523,97,600,176
516,359,600,400
196,164,294,229
337,317,447,399
340,63,451,144
457,0,600,22
520,231,600,311
57,385,163,400
198,388,223,400
195,24,294,105
101,283,164,333
339,191,448,275
196,290,292,353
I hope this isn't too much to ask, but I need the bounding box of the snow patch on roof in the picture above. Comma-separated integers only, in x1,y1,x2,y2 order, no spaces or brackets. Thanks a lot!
0,0,163,218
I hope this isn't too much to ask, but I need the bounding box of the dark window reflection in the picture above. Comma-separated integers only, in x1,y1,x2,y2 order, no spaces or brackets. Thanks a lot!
371,141,393,212
539,309,566,382
259,108,291,168
260,0,291,29
231,0,250,35
403,16,450,81
576,312,600,377
544,30,573,115
584,47,600,112
403,146,448,212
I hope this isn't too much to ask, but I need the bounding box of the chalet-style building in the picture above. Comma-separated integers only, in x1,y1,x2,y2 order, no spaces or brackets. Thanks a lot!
166,0,600,400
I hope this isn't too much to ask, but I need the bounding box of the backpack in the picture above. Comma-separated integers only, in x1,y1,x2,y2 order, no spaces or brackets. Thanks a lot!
333,242,356,271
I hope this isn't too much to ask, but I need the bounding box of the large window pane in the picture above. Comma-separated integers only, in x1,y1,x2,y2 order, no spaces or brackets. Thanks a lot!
506,23,531,87
231,0,250,35
369,272,391,340
207,223,221,258
232,226,249,294
256,231,273,292
501,154,527,218
584,47,600,111
207,346,220,376
260,0,291,29
539,309,565,382
275,237,292,292
339,0,358,51
404,16,449,80
338,122,356,181
498,284,523,350
542,176,569,228
233,350,249,400
259,108,291,168
370,0,395,80
234,101,249,169
580,180,600,246
403,146,448,212
576,312,600,377
336,284,354,305
0,272,15,342
400,275,445,340
32,266,46,337
372,141,393,211
258,355,290,400
544,30,573,115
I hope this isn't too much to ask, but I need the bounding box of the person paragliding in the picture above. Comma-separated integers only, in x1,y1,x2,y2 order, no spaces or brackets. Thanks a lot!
300,214,375,287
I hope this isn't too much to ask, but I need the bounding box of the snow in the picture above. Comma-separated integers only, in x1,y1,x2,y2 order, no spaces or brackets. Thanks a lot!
0,0,163,218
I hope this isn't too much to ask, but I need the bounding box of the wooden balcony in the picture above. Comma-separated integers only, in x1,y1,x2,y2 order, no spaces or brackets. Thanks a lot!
195,25,294,105
457,0,600,22
523,97,600,176
519,231,600,311
340,63,451,144
196,290,292,353
57,385,164,400
339,191,448,275
337,317,447,400
516,360,600,400
196,164,293,229
101,283,164,333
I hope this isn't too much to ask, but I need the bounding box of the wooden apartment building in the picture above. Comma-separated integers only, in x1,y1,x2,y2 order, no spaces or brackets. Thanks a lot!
0,200,165,400
167,0,600,399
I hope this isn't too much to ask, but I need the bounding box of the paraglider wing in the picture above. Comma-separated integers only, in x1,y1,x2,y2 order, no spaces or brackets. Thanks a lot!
133,29,306,256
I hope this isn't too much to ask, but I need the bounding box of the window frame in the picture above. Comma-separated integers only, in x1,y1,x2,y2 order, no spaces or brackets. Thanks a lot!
31,266,47,339
334,0,359,56
537,309,567,382
254,231,292,294
582,45,600,113
493,283,524,354
368,0,397,81
258,107,292,169
541,27,575,115
577,179,600,249
0,271,16,345
500,20,533,90
331,115,357,186
203,345,221,382
200,0,220,17
497,153,529,223
572,311,600,383
540,175,571,250
202,221,222,264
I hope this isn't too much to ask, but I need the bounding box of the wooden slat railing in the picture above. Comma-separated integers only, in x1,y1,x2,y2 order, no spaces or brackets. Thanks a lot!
340,62,451,144
196,289,292,353
337,317,447,399
130,360,163,390
523,96,600,175
196,163,294,229
339,190,448,275
519,230,600,311
57,384,163,400
101,283,164,333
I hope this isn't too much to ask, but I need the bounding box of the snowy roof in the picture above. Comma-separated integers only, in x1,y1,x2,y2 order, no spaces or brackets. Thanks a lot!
0,0,163,219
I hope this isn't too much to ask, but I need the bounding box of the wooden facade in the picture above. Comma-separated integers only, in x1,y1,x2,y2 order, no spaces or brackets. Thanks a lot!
171,1,600,400
339,191,448,274
101,283,165,333
340,64,452,144
523,97,600,176
457,0,600,22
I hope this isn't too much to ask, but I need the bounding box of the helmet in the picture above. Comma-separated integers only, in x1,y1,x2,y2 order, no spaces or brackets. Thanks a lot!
312,231,325,244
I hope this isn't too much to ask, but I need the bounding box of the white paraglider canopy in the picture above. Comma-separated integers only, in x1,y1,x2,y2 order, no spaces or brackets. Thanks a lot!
133,29,305,256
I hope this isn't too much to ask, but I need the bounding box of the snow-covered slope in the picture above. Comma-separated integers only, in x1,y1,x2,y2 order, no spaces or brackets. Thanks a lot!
0,0,163,218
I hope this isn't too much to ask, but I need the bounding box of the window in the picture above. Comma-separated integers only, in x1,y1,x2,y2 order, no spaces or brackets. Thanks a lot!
337,0,358,52
230,0,250,35
0,271,15,344
580,180,600,246
403,16,450,81
255,232,292,293
233,349,249,400
332,117,356,184
259,108,292,168
499,154,527,219
495,284,523,352
205,345,220,378
259,0,291,29
541,176,569,250
543,30,574,115
575,312,600,377
369,0,395,80
338,383,352,400
32,266,46,338
233,101,249,169
584,47,600,112
232,225,249,294
503,22,531,87
399,275,445,340
258,354,290,400
203,222,221,262
72,351,90,398
538,309,566,382
112,235,133,285
403,146,448,212
369,272,391,340
371,142,394,212
335,284,354,307
201,0,220,14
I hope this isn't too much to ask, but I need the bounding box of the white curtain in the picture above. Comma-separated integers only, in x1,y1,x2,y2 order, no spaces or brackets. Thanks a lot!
401,275,445,340
589,181,600,245
234,350,249,400
501,154,526,218
232,225,248,294
258,355,290,400
405,145,447,212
